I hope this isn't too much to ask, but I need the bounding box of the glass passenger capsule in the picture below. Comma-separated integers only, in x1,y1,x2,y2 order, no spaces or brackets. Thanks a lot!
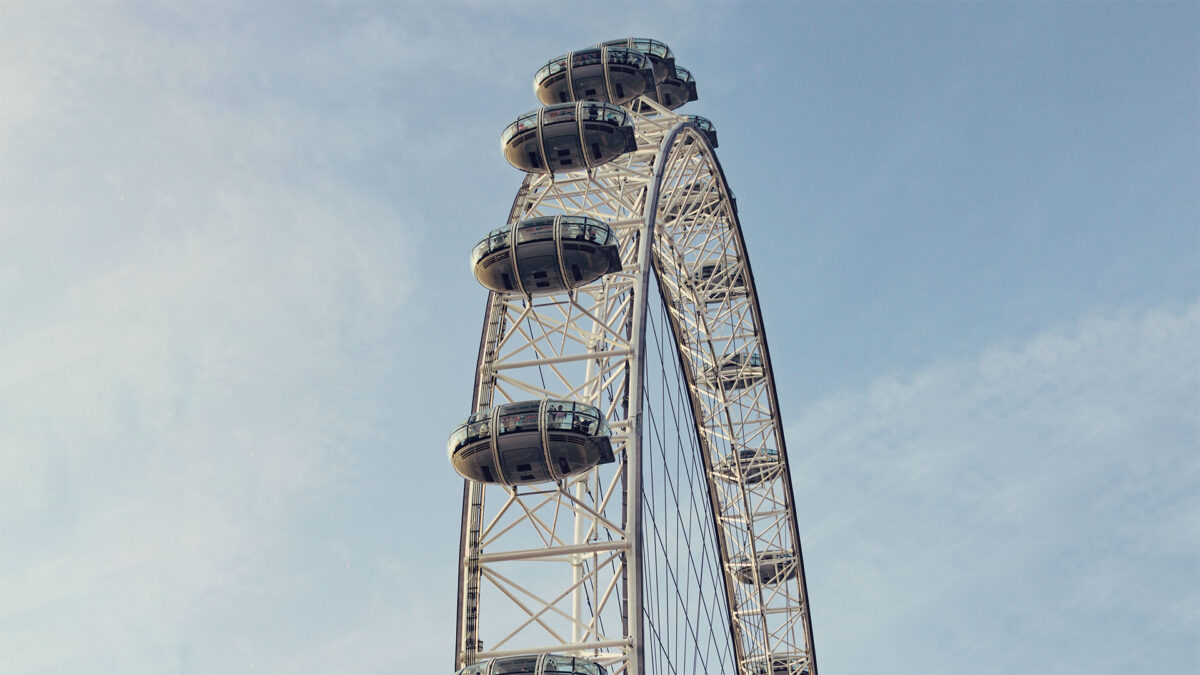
471,215,622,296
692,258,747,303
597,37,676,84
701,351,765,390
731,550,797,585
448,399,615,486
714,447,781,484
645,65,698,110
661,179,711,218
502,102,637,174
456,654,607,675
751,657,811,675
534,46,654,106
685,115,718,148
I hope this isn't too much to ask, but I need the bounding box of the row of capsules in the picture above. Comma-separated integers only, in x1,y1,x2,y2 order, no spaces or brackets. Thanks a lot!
448,38,797,675
447,37,692,675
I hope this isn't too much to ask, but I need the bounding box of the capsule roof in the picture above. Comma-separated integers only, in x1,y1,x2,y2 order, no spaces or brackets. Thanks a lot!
597,37,676,83
457,654,606,675
598,37,673,60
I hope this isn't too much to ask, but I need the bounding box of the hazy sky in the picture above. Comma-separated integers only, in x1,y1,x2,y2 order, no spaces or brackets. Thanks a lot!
1,2,1196,674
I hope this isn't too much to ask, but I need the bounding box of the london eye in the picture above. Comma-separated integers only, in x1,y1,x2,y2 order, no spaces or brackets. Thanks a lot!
448,38,817,675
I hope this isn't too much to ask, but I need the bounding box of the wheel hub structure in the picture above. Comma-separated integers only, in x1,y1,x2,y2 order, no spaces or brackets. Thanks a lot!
450,40,816,675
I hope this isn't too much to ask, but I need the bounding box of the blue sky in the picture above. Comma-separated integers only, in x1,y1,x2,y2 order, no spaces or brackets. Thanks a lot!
1,2,1196,674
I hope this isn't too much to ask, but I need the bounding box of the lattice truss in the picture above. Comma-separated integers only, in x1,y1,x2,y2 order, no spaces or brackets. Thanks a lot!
648,128,814,675
458,102,682,675
456,98,814,675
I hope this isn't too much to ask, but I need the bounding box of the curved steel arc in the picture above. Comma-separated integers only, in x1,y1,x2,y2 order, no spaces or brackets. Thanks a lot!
643,125,817,675
642,122,744,670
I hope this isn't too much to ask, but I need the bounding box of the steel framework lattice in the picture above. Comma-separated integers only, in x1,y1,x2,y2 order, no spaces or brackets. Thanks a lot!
454,93,817,675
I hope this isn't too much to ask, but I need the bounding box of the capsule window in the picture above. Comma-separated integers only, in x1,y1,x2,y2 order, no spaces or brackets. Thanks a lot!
573,413,599,435
516,221,554,243
468,420,489,440
493,655,539,674
572,51,601,68
548,410,573,430
544,107,575,124
561,221,585,239
490,230,509,251
498,412,537,434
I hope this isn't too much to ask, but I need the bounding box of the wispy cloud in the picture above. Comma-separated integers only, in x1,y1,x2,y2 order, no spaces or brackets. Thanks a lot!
0,4,418,672
791,301,1199,674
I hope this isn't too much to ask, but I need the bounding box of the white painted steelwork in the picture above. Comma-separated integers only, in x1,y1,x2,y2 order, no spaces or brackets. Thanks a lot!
454,91,816,675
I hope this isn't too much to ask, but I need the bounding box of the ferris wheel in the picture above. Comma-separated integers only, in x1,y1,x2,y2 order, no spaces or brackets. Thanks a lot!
448,38,817,675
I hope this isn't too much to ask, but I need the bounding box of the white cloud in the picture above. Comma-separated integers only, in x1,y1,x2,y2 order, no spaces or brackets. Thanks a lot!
790,301,1199,674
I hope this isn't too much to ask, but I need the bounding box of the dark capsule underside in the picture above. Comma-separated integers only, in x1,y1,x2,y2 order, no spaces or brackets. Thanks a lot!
472,216,622,295
457,654,607,675
733,551,798,585
534,47,653,106
448,400,614,486
502,102,637,174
